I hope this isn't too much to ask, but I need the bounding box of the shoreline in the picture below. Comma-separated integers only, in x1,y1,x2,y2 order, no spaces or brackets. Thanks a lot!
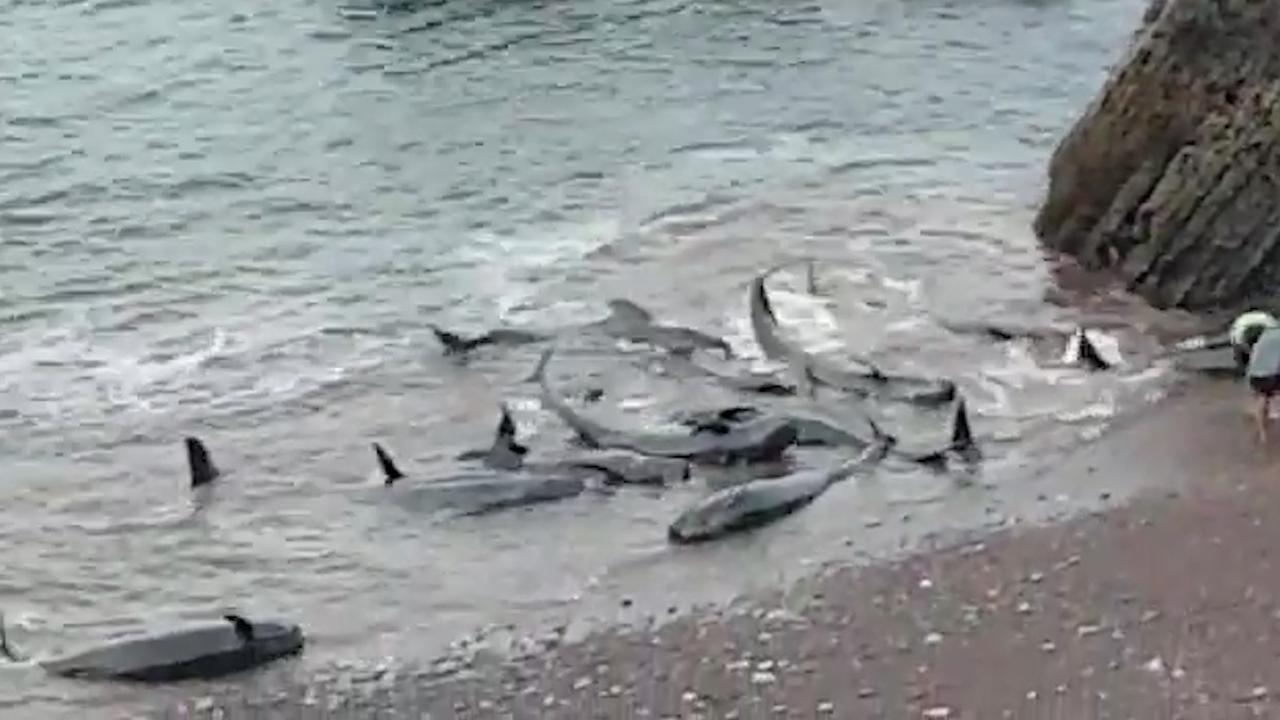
141,371,1280,719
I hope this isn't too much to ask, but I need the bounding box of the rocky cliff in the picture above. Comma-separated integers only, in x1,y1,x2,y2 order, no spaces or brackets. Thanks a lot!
1035,0,1280,311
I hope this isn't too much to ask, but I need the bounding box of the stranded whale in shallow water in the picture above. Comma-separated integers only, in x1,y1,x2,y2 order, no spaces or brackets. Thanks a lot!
430,325,549,356
454,403,529,471
430,299,731,359
668,440,892,543
457,404,692,486
942,320,1116,372
748,265,956,405
1,614,304,682
677,404,898,452
646,353,796,396
887,396,980,466
374,439,593,516
532,348,797,464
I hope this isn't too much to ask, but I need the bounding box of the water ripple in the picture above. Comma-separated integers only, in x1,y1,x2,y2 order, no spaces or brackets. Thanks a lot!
0,0,1162,714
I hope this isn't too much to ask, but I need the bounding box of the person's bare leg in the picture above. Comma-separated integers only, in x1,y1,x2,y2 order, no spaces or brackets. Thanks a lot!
1255,392,1269,445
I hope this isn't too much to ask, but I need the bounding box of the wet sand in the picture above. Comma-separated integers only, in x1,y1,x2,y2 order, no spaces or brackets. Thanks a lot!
149,374,1280,719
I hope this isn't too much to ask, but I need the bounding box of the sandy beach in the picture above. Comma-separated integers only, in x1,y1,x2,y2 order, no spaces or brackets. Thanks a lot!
131,371,1280,719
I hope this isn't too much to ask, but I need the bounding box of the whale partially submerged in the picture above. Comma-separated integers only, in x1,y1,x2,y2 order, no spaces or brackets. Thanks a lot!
650,353,797,396
590,299,733,358
430,325,549,356
888,396,980,466
374,442,592,516
185,437,219,488
943,320,1116,372
676,404,897,452
455,404,691,485
431,299,731,360
532,348,797,464
454,403,529,471
668,441,891,543
557,452,691,487
748,267,956,406
13,614,305,682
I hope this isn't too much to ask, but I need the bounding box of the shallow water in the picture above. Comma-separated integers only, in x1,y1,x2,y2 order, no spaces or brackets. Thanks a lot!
0,0,1209,715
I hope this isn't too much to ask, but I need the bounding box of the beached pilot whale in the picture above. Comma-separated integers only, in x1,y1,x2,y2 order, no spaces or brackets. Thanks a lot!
675,404,898,452
668,439,891,543
646,353,797,396
1,614,304,682
587,299,734,359
748,266,957,406
674,399,974,467
374,440,599,515
455,403,692,485
431,299,732,359
942,320,1114,372
532,348,797,464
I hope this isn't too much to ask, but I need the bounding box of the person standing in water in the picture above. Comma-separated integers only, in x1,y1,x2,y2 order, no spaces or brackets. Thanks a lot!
1231,310,1279,372
1246,323,1280,445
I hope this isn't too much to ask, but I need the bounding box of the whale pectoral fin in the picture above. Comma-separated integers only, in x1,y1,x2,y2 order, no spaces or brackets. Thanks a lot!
185,437,220,488
373,443,406,485
224,614,255,643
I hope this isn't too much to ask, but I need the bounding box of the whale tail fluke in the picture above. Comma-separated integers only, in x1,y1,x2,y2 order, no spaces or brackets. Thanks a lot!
373,443,406,485
185,437,220,488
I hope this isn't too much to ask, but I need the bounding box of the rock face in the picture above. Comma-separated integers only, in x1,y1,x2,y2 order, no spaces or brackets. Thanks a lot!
1034,0,1280,311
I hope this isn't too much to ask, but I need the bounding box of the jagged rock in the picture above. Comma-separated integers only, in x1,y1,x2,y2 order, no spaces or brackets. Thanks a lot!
1034,0,1280,311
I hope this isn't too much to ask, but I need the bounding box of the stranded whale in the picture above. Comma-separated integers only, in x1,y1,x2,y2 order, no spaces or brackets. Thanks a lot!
4,614,305,682
668,441,891,543
748,266,956,406
532,348,797,464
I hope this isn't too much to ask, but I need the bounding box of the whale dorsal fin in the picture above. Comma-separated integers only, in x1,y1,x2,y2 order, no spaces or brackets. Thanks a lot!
0,612,26,663
224,614,254,643
486,403,528,470
373,443,405,485
430,325,472,356
1073,327,1111,371
605,299,653,326
951,397,975,451
186,437,219,488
